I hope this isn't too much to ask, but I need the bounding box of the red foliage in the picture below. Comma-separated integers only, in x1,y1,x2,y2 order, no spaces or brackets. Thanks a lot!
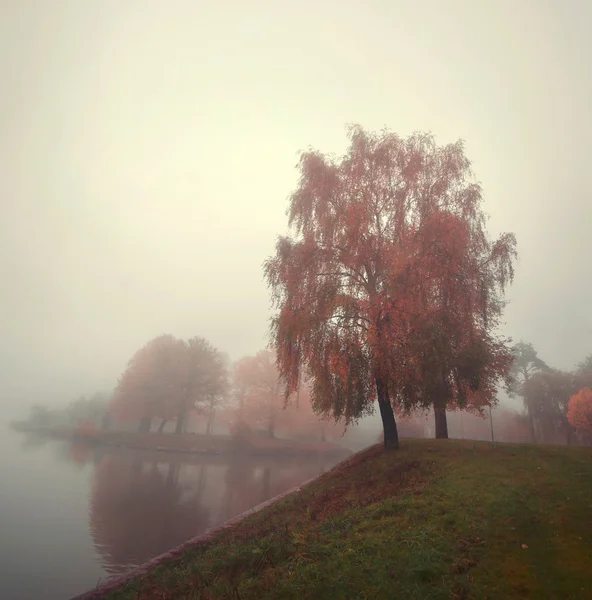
109,335,228,431
110,335,187,424
264,125,517,440
567,388,592,434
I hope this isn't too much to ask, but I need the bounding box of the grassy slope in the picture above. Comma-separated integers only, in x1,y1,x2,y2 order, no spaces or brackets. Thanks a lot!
104,440,592,600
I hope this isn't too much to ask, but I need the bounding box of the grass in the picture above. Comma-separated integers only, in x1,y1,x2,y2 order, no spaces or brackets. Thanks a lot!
95,439,591,600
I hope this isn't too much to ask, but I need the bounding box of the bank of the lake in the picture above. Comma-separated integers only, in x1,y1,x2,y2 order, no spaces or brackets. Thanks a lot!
88,439,592,600
10,423,351,459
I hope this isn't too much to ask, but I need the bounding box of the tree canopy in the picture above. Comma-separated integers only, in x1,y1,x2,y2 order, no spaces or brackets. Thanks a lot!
567,388,592,435
110,334,228,433
509,341,550,442
264,125,517,448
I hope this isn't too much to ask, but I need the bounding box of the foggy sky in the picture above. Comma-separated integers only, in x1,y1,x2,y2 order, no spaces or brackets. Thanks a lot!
1,0,590,414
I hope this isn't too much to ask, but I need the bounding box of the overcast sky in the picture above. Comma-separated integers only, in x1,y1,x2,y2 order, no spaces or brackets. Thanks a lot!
1,0,590,414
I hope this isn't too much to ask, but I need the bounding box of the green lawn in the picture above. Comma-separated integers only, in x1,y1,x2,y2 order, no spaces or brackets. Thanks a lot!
102,439,592,600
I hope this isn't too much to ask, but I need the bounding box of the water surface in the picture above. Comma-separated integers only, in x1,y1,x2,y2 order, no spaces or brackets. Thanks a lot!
0,426,342,600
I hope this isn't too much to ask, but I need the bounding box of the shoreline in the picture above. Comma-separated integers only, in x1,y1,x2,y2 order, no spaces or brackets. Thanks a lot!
70,441,592,600
69,445,362,600
10,422,352,459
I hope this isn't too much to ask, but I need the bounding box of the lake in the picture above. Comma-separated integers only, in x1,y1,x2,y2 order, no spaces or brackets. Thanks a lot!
0,425,344,600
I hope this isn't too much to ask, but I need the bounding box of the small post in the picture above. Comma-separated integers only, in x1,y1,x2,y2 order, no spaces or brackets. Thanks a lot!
489,406,495,443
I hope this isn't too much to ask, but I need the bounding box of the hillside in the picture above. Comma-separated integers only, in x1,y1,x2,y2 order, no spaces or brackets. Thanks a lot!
92,440,592,600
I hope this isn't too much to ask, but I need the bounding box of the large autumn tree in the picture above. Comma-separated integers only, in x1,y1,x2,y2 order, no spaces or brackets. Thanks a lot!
264,125,517,448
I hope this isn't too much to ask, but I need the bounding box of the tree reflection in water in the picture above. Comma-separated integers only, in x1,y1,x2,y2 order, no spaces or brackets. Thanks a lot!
89,454,211,575
62,443,340,576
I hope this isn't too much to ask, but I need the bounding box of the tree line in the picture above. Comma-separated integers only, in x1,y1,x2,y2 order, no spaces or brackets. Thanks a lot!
106,339,343,442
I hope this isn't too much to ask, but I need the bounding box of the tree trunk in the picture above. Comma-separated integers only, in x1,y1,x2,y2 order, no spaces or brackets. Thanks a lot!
267,417,275,438
138,416,151,433
157,419,167,433
527,403,537,444
175,407,186,434
206,407,216,436
433,396,449,439
376,377,399,450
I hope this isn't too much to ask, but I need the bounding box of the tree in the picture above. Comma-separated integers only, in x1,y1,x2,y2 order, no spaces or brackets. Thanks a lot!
576,354,592,374
278,376,345,442
523,369,576,445
111,335,189,433
230,357,251,425
67,392,112,429
264,125,516,448
405,319,514,439
574,355,592,395
179,337,229,435
28,404,52,427
233,350,285,437
509,341,549,442
110,335,229,434
567,388,592,435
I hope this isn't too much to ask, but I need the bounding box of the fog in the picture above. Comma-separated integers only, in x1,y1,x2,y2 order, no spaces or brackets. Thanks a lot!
1,0,591,418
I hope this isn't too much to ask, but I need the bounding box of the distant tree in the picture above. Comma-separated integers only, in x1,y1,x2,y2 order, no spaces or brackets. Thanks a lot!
523,369,576,445
233,349,285,438
494,410,531,443
111,335,228,434
279,376,345,442
111,335,188,433
65,392,112,429
179,337,229,435
264,125,517,448
509,341,549,443
229,357,252,427
576,354,592,374
573,355,592,395
567,388,592,435
28,404,52,427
